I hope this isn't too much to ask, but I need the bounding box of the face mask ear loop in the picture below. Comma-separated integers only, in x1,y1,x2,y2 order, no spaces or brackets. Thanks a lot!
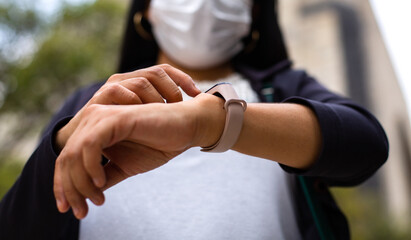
243,29,260,54
133,11,154,41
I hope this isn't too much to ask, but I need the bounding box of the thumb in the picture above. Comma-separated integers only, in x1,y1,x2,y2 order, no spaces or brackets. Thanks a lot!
101,161,128,191
101,142,165,191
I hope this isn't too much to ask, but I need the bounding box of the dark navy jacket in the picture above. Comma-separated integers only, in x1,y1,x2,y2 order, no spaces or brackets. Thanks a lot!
0,62,389,240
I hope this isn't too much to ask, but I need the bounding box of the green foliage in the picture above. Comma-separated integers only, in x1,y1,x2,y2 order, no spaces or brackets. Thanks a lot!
0,0,127,153
0,4,39,32
332,187,411,239
0,157,24,199
0,0,127,198
3,0,126,114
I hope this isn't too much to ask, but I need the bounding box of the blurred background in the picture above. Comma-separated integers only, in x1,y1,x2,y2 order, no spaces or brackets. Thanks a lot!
0,0,410,239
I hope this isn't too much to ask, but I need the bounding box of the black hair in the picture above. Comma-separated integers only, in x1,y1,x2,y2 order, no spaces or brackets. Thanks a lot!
117,0,289,73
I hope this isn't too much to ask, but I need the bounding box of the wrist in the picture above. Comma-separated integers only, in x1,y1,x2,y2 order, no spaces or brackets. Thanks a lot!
188,93,226,148
55,117,77,152
55,126,69,152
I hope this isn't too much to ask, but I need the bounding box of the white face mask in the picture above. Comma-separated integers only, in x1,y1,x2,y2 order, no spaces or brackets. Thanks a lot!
149,0,252,70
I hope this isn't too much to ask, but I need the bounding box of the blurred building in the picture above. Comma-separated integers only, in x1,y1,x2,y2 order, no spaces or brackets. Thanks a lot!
279,0,411,229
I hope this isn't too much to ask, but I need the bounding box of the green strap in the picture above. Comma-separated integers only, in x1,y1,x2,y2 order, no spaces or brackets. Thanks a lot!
262,79,335,240
298,176,335,240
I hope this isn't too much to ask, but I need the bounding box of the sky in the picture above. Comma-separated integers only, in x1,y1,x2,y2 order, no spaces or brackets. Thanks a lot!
370,0,411,125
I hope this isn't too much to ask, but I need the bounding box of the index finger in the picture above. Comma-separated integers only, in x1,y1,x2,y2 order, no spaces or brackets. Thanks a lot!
133,65,200,103
156,64,201,98
107,65,200,101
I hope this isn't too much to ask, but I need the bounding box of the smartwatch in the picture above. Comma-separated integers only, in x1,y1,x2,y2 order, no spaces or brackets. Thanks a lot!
201,83,247,153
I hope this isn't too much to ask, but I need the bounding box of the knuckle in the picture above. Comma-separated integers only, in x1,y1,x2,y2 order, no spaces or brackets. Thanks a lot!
60,148,77,164
129,94,142,104
158,63,172,70
107,73,122,83
182,72,193,82
134,77,151,90
149,66,167,79
83,104,101,116
82,136,96,148
160,63,192,82
177,71,193,83
169,88,182,102
104,83,122,96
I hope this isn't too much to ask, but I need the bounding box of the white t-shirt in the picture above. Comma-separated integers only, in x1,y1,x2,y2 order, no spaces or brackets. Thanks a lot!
80,73,301,240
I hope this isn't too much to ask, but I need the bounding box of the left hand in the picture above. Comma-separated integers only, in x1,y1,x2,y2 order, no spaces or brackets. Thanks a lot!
54,94,225,219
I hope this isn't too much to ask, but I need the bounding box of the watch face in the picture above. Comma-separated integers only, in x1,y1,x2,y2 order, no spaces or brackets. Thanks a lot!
201,82,246,153
204,82,232,94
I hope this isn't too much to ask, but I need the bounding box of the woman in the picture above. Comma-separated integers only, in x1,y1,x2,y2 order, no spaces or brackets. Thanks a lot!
0,0,388,239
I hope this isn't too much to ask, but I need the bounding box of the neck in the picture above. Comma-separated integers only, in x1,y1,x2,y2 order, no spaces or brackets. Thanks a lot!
156,51,234,81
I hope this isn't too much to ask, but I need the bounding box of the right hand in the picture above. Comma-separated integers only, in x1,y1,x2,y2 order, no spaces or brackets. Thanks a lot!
53,64,200,216
54,93,226,220
55,64,201,151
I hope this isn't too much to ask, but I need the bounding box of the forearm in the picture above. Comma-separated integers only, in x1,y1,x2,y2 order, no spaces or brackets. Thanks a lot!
205,95,387,185
193,95,321,169
232,103,321,169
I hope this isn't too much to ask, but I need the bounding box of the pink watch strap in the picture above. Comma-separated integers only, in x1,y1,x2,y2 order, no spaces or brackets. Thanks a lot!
201,83,247,153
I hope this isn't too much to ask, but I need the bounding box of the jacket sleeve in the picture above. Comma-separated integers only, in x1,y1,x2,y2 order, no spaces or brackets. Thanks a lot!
0,83,101,240
273,70,389,186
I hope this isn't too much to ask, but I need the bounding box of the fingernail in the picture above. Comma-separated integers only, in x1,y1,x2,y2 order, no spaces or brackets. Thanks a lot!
72,207,78,215
56,199,62,211
93,178,104,188
90,195,103,205
72,207,80,218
